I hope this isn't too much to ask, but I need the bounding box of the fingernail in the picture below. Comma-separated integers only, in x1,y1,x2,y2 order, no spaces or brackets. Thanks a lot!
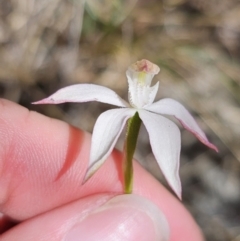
65,194,169,241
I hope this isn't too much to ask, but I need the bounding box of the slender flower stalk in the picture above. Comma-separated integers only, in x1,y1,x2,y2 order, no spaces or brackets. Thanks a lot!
123,112,142,194
33,59,218,199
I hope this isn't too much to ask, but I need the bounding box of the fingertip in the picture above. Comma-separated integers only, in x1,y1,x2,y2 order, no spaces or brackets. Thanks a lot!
65,194,170,241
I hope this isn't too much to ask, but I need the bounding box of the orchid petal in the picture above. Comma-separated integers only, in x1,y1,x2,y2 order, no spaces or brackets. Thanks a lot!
138,110,182,199
84,108,136,182
146,81,159,106
33,84,128,107
145,98,218,152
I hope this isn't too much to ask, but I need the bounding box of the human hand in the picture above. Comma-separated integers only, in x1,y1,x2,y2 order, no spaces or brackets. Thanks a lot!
0,99,204,241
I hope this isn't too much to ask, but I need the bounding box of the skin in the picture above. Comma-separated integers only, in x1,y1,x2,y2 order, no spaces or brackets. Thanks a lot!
0,99,204,241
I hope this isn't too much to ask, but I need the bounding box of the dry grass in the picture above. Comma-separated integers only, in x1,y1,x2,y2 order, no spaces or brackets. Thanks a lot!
1,0,240,240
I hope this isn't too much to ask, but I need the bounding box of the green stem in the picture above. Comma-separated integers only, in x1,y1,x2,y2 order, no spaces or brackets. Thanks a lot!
123,111,142,194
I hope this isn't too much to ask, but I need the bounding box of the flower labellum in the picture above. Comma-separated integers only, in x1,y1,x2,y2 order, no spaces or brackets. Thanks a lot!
33,59,218,199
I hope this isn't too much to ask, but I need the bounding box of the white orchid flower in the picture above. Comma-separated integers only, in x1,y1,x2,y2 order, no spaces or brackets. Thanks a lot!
33,59,217,199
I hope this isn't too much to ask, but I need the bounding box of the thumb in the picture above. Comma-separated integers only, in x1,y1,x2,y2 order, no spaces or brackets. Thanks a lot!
1,194,169,241
65,194,169,241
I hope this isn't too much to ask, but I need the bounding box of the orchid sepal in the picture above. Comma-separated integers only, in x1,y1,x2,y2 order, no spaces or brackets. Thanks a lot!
32,84,129,108
83,108,136,183
144,98,218,152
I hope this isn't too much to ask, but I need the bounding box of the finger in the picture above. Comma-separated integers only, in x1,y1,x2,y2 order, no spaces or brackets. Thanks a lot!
0,99,203,240
1,99,132,219
1,194,170,241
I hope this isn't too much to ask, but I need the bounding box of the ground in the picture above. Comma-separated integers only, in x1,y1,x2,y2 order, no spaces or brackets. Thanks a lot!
0,0,240,240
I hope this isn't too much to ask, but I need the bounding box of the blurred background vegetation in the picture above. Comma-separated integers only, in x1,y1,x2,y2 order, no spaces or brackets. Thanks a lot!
0,0,240,240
